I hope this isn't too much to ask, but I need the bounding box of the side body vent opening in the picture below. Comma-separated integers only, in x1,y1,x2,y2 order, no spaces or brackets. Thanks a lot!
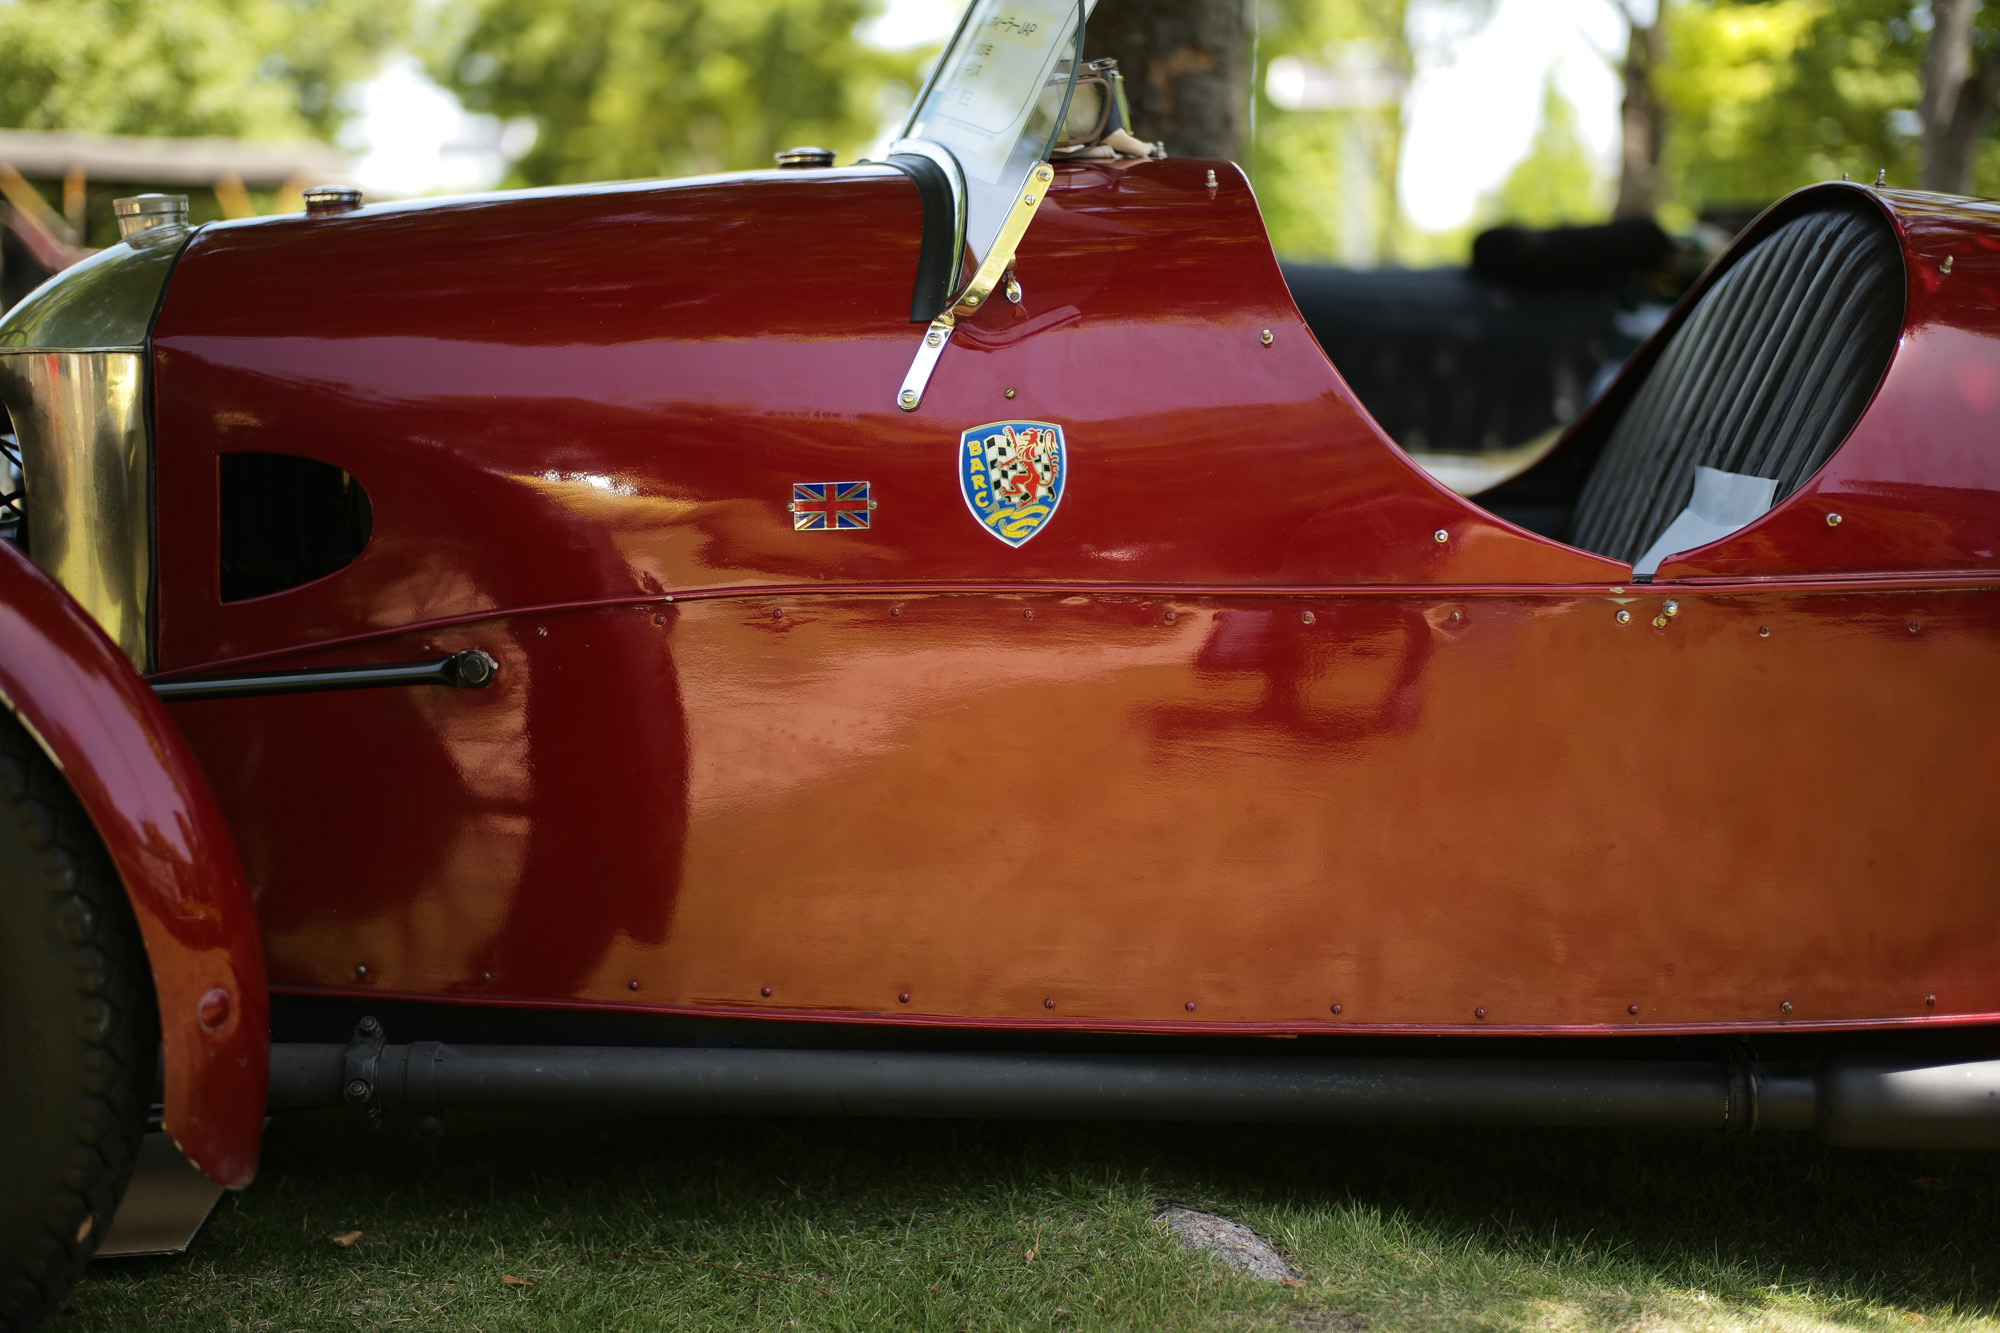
219,453,372,602
1566,199,1905,566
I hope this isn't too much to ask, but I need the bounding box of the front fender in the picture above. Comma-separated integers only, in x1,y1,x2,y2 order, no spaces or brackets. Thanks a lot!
0,539,265,1187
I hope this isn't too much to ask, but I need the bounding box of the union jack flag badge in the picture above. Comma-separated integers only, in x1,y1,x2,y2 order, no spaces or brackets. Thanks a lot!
959,421,1066,547
789,481,874,531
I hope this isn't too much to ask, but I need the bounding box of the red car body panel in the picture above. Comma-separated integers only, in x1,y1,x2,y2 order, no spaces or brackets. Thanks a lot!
0,539,265,1187
142,163,2000,1038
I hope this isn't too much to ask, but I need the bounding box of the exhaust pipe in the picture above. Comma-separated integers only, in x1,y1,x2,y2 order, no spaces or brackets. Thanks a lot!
266,1038,2000,1148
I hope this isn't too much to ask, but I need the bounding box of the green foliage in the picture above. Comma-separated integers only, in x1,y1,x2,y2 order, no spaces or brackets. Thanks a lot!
0,0,409,140
1656,0,1924,221
425,0,924,187
1481,75,1610,228
1248,0,1413,263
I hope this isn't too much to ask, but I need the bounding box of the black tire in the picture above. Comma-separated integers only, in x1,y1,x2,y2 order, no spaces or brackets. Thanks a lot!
0,710,156,1332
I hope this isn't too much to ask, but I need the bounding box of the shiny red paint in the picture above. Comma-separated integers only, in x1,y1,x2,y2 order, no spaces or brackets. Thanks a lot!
0,540,265,1187
145,164,2000,1039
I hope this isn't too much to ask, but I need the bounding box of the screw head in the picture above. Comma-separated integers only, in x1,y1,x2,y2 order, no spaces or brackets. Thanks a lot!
1184,1001,1196,1012
890,606,900,617
1433,529,1449,543
1615,609,1631,625
480,971,492,983
1909,620,1921,633
1927,994,1937,1007
354,964,369,979
1022,607,1033,620
1022,193,1037,206
535,626,547,637
1758,625,1771,637
1826,512,1843,527
1780,1000,1793,1014
1004,387,1016,399
654,613,665,625
761,986,772,997
898,389,919,410
1448,610,1461,623
1036,167,1052,182
1474,1006,1487,1019
628,979,640,991
1627,1004,1639,1015
771,607,783,619
925,330,943,347
1301,609,1316,625
1163,609,1176,623
1260,329,1273,346
898,991,911,1004
1330,1003,1342,1015
1941,255,1955,274
1663,600,1679,616
1043,997,1055,1009
1652,615,1669,629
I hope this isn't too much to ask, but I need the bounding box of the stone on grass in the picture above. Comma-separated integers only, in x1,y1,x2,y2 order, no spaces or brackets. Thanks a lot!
1154,1203,1304,1286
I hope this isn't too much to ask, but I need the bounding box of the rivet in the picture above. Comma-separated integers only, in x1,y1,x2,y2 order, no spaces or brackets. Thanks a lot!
1627,1004,1639,1015
1826,512,1843,527
354,964,369,979
1433,529,1449,543
196,988,233,1031
480,971,492,984
1909,620,1921,633
1260,329,1273,346
1758,624,1771,637
761,986,773,998
1205,169,1218,188
1474,1006,1486,1019
1301,609,1315,625
1615,609,1631,624
1330,1003,1342,1015
535,626,547,637
1663,600,1679,617
1022,607,1033,620
898,389,919,410
1941,255,1955,274
898,991,911,1004
1926,994,1937,1007
1004,387,1017,399
1163,609,1176,623
1652,615,1669,629
1780,1000,1793,1014
628,979,640,991
1184,1001,1196,1012
1043,997,1055,1009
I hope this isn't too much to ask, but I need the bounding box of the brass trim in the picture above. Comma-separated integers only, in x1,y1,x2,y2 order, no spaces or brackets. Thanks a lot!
0,351,153,668
895,163,1054,412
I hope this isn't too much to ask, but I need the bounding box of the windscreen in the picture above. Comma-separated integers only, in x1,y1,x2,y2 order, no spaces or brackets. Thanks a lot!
904,0,1092,273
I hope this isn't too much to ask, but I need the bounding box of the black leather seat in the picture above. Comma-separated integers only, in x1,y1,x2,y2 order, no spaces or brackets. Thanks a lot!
1569,199,1905,565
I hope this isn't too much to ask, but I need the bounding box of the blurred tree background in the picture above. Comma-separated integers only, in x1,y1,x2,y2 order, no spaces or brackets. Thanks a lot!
5,0,2000,262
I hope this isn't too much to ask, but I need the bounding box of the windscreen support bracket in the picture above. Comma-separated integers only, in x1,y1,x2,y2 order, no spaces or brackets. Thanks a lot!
896,163,1054,412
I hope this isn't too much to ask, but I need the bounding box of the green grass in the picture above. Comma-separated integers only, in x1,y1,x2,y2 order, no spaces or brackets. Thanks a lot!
59,1110,2000,1332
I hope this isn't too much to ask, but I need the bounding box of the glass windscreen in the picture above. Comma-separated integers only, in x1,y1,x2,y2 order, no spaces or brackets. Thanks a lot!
904,0,1093,273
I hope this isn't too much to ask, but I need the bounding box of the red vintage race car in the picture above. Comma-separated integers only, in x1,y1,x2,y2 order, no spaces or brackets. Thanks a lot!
4,0,2000,1324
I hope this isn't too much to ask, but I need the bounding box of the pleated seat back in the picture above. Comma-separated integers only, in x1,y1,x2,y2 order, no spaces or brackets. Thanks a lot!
1570,200,1905,566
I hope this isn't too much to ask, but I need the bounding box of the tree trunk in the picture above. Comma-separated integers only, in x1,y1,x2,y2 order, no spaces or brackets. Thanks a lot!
1083,0,1249,162
1921,0,1994,193
1613,15,1663,218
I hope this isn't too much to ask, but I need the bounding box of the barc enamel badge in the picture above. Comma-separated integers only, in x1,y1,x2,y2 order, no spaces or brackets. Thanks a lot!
959,421,1066,546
